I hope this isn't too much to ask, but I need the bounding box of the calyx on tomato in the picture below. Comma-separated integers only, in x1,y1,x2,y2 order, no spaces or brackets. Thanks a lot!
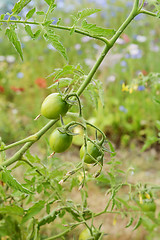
41,93,69,119
49,128,73,153
80,141,102,164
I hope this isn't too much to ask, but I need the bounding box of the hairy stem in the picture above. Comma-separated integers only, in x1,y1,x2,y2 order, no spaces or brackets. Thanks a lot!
0,19,108,43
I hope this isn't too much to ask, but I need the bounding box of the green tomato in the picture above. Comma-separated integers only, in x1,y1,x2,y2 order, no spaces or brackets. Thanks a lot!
140,200,156,212
79,228,91,240
79,228,101,240
80,141,101,164
49,129,73,153
41,93,69,119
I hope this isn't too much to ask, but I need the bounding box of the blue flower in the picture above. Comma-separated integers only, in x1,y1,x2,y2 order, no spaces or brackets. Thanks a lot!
138,86,145,91
120,60,127,67
52,17,58,25
119,105,128,113
17,72,24,79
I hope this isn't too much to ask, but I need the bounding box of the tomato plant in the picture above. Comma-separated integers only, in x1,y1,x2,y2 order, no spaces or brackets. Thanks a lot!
49,128,73,153
41,93,69,119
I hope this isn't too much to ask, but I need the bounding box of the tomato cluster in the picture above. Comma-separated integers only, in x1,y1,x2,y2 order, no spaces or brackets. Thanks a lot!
41,93,105,164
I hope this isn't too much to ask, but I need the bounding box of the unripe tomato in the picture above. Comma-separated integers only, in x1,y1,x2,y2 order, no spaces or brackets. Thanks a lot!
49,129,73,153
140,200,156,212
41,93,69,119
79,228,91,240
79,228,101,240
80,141,101,164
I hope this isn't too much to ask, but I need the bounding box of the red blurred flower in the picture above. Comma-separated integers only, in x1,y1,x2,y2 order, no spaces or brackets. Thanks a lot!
121,33,130,43
141,70,148,76
0,86,4,93
11,86,25,92
35,78,47,88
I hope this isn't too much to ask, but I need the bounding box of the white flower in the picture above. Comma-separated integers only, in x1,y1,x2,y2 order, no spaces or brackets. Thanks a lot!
0,56,5,62
136,35,147,43
6,55,15,63
74,44,81,50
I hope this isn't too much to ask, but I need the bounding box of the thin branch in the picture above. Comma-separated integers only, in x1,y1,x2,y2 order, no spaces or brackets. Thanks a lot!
140,9,158,17
0,19,109,44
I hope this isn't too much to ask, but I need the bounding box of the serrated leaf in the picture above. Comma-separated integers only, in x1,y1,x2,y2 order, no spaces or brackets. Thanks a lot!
26,7,36,19
81,20,116,38
5,25,23,60
77,8,101,20
133,217,142,230
44,28,68,61
22,200,45,224
25,25,34,38
2,169,33,194
48,78,73,89
12,0,31,14
44,0,55,5
25,25,41,39
125,217,134,228
38,209,59,227
0,205,24,216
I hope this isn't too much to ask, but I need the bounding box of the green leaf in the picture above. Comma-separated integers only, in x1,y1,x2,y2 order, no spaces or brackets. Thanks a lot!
44,0,55,5
22,200,45,224
25,25,41,39
0,14,5,20
153,97,160,104
81,20,116,38
44,28,68,61
38,209,59,227
36,11,45,15
116,197,130,209
2,169,33,194
77,8,101,20
5,25,23,60
141,136,158,152
26,7,36,19
12,0,31,14
133,217,142,230
0,205,24,216
48,77,74,89
125,217,134,228
108,142,116,157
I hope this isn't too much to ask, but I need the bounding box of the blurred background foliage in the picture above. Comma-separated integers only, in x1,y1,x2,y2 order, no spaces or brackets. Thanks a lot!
0,0,159,151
